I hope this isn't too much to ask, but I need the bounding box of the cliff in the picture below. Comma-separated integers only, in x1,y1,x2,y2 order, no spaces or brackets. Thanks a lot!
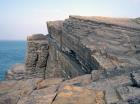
24,16,140,79
47,16,140,79
1,16,140,104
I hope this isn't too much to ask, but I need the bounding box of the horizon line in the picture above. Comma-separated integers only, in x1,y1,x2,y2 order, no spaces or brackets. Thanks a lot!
0,39,27,41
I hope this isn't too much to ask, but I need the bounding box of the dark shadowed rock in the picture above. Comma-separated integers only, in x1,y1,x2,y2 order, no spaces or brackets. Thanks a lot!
130,72,140,87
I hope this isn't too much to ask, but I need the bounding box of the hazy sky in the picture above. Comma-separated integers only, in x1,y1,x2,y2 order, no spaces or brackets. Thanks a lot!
0,0,140,40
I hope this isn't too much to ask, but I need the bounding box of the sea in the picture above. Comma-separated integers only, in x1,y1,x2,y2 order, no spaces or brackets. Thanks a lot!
0,40,26,80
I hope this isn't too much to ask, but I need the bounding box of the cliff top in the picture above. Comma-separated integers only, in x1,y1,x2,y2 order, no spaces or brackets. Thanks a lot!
27,34,48,41
47,21,63,30
69,15,140,30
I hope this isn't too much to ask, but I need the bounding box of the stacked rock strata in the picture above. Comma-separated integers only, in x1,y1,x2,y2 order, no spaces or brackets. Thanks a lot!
46,16,140,79
26,34,49,79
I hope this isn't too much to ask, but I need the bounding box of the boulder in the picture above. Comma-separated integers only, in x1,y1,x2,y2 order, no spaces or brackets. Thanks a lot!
6,64,26,80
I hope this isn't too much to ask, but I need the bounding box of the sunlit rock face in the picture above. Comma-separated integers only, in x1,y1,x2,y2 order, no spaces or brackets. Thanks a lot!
52,85,105,104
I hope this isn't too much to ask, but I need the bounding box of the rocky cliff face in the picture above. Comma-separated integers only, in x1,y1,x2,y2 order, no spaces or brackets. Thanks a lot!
6,34,49,80
2,16,140,104
25,34,49,79
7,16,140,80
20,16,140,80
46,16,140,79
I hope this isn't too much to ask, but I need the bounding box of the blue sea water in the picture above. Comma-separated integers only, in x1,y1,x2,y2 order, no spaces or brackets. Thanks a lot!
0,40,26,80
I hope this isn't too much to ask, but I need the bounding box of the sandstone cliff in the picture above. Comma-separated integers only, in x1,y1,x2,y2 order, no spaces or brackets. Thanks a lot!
1,16,140,104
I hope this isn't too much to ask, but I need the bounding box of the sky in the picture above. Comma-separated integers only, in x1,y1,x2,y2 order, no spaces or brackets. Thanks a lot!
0,0,140,40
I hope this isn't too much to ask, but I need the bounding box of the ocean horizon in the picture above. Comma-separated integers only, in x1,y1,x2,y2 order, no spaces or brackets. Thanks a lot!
0,40,26,80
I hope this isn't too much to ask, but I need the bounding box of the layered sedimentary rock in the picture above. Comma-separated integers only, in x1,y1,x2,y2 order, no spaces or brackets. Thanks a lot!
25,34,49,78
46,21,87,78
46,16,140,79
6,34,49,80
24,16,140,79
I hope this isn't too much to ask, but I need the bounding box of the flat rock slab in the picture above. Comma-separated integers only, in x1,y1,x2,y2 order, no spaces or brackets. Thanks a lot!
52,85,105,104
17,85,58,104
